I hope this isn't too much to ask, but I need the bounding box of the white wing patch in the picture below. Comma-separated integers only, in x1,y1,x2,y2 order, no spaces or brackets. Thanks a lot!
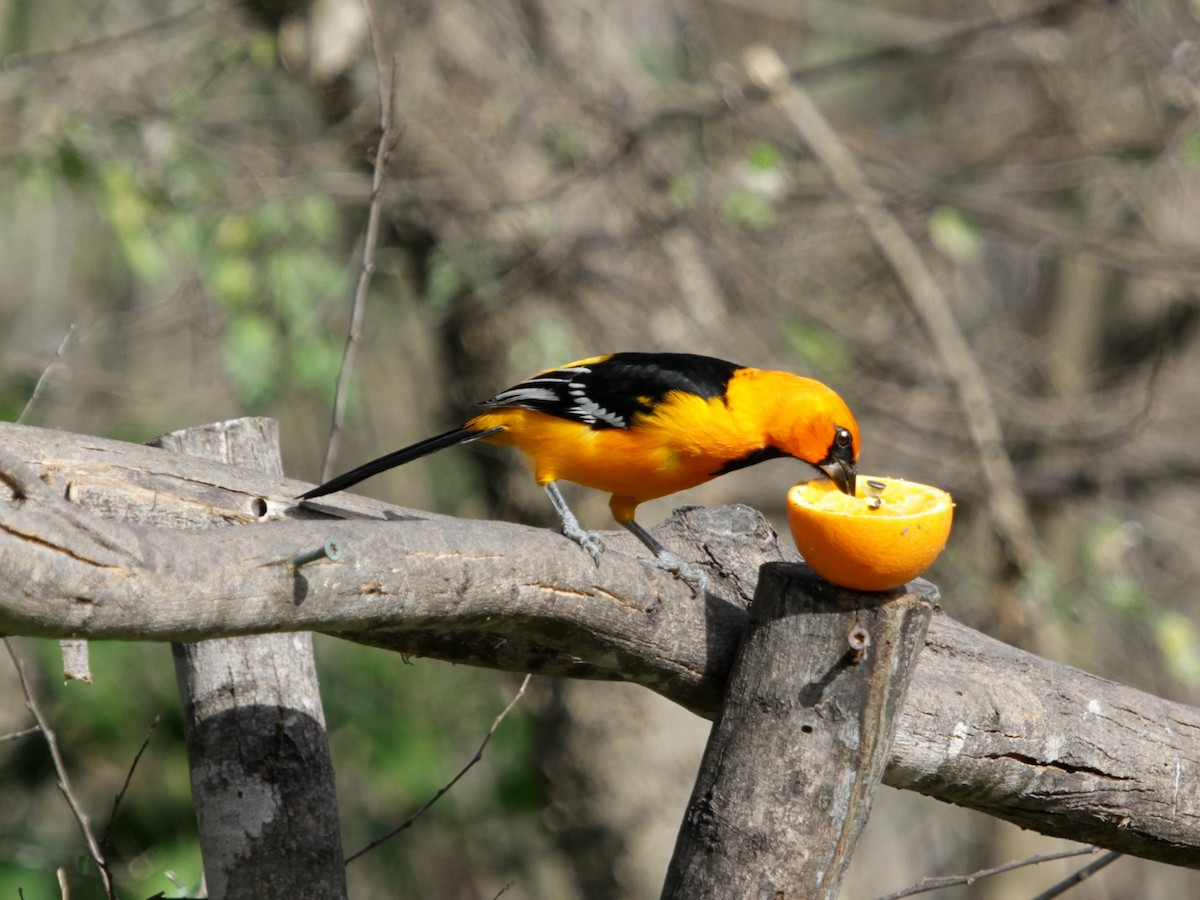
567,380,626,427
490,386,559,405
483,365,629,428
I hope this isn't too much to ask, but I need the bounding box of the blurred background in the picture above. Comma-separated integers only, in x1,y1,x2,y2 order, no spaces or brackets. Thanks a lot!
2,0,1199,896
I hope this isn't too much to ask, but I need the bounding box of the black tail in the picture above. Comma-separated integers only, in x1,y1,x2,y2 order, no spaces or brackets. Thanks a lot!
296,425,503,501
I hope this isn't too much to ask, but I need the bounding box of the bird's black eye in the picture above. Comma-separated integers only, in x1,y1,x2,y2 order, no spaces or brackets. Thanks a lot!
834,426,852,449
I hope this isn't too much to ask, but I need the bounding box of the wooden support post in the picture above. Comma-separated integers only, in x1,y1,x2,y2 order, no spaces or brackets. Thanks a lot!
153,419,346,900
661,563,934,899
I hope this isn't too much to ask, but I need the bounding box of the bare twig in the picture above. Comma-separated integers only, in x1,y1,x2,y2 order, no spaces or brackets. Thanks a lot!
101,715,161,864
0,724,42,743
0,4,213,74
1030,851,1122,900
320,0,399,482
873,846,1101,899
744,45,1043,576
345,674,532,864
17,324,74,425
4,638,115,899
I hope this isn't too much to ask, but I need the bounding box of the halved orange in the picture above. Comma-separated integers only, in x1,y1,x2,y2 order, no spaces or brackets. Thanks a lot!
786,476,954,591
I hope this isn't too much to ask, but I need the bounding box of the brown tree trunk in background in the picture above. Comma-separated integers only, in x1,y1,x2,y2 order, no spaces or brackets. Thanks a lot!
152,419,346,900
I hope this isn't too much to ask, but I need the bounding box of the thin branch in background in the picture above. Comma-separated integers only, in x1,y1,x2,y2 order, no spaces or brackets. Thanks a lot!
320,0,400,481
4,638,115,899
0,3,213,73
1030,851,1122,900
345,674,532,864
100,715,161,865
17,324,75,425
0,724,42,743
872,846,1101,899
743,45,1044,578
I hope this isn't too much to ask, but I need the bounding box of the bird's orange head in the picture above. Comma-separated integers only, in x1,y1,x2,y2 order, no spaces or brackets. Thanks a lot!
743,371,860,495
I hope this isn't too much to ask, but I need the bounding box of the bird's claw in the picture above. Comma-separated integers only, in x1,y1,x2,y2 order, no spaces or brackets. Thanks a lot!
644,550,708,596
559,521,605,566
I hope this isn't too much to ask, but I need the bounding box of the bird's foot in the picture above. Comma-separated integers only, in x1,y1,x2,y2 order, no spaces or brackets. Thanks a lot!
560,519,605,566
642,549,708,596
620,518,708,594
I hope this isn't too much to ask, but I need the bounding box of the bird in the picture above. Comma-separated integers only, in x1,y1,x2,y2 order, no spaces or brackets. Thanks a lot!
297,352,860,592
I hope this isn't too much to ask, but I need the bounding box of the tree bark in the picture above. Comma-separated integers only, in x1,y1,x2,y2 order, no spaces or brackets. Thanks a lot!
0,420,1198,869
662,565,934,899
151,419,345,900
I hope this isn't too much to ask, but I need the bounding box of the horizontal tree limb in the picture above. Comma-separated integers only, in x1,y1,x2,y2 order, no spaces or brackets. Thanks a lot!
0,421,1198,868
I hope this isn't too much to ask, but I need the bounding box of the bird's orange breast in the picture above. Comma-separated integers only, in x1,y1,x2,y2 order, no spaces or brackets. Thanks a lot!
467,396,760,505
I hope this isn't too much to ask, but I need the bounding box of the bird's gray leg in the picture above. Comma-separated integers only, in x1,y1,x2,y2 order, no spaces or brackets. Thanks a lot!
544,482,604,565
621,520,708,595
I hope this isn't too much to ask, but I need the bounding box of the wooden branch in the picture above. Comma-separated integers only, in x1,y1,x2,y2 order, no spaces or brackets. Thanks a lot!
153,420,345,900
0,421,1198,869
662,566,934,898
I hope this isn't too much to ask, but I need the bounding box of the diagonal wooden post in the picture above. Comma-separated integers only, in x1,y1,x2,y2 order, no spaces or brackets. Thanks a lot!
152,419,346,900
662,563,934,899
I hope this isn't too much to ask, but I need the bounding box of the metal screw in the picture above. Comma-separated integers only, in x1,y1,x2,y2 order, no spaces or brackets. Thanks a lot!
292,539,343,567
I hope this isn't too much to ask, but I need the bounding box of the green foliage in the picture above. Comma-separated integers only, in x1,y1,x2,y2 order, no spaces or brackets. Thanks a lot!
0,638,545,899
1075,518,1200,686
543,127,588,169
782,320,854,377
0,641,199,900
667,173,700,209
747,141,783,173
1183,129,1200,169
314,639,544,861
721,187,777,231
928,206,984,263
720,142,786,231
1154,613,1200,688
13,119,352,415
634,44,685,81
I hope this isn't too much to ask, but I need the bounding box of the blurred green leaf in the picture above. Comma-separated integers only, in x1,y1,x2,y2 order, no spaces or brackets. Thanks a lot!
1154,612,1200,687
929,206,983,263
214,213,258,253
96,164,172,283
721,188,776,231
296,195,340,242
208,255,259,310
286,334,345,404
748,141,782,173
634,45,683,80
222,312,281,409
782,321,854,376
424,248,463,312
1183,130,1200,169
668,173,699,209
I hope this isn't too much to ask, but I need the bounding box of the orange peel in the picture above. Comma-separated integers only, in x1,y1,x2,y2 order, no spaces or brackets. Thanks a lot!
786,475,953,591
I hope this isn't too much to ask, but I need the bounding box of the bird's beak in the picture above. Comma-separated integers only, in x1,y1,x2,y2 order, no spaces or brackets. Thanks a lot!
818,459,857,496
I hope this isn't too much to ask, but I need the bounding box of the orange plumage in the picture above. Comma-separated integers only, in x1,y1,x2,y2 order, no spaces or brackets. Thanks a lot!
299,353,859,591
468,366,857,523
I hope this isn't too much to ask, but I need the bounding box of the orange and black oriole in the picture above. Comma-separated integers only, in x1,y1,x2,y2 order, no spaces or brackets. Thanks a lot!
298,352,860,591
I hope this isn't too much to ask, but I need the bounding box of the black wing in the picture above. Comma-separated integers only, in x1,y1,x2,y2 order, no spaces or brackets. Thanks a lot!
480,352,743,430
